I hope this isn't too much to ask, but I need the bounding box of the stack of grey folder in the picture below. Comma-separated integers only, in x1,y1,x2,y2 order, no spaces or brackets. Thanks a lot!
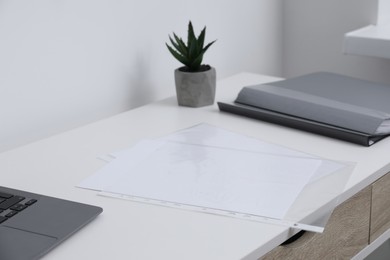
218,72,390,146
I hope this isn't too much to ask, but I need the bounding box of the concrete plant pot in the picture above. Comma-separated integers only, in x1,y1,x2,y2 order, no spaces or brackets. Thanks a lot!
174,66,216,107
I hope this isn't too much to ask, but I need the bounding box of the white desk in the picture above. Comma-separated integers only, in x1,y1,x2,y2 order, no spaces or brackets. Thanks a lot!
1,73,390,260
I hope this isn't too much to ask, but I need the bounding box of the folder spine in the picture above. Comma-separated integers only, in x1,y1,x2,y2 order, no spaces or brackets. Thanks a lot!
217,102,386,146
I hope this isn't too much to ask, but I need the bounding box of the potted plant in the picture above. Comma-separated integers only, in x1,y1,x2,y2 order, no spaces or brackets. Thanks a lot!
166,21,217,107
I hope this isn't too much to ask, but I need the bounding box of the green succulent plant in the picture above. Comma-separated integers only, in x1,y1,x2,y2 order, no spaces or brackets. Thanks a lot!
166,21,216,72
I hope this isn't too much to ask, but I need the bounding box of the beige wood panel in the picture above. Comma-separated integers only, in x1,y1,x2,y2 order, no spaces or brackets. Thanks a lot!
370,172,390,242
261,186,371,260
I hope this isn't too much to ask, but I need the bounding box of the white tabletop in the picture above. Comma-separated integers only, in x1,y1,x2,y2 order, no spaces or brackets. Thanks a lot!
1,72,390,260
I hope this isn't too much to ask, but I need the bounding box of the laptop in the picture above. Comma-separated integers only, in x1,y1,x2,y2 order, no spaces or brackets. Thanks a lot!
0,186,102,260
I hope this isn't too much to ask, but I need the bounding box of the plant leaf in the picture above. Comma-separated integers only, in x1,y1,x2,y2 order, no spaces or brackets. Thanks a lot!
188,38,200,70
187,21,196,47
190,54,203,71
166,43,190,67
172,33,188,56
168,36,183,55
197,27,206,50
202,40,216,53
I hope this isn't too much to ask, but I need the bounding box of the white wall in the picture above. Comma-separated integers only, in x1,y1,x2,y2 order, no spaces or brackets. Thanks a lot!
282,0,390,83
378,0,390,24
0,0,283,153
4,0,390,154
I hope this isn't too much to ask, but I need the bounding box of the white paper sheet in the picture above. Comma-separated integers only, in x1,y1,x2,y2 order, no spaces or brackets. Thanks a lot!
106,141,322,219
95,123,345,185
80,124,348,220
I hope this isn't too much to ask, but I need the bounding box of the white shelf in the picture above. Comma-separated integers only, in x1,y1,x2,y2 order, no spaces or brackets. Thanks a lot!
344,24,390,59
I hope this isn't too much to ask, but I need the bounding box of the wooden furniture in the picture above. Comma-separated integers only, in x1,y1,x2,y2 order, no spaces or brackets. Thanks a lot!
1,73,390,259
370,172,390,243
262,171,390,259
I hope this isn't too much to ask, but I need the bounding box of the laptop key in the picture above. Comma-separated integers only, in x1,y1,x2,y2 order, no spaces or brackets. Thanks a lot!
0,192,13,199
5,210,18,218
0,196,25,210
0,216,7,223
25,199,37,206
11,204,27,211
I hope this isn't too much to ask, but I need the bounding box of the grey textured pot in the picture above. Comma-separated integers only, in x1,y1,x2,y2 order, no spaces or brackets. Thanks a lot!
174,67,216,107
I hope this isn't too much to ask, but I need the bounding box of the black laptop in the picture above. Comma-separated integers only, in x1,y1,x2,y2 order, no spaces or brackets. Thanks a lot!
0,186,102,260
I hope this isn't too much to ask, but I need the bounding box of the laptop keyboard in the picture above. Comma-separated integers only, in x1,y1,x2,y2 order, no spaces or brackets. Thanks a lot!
0,191,37,224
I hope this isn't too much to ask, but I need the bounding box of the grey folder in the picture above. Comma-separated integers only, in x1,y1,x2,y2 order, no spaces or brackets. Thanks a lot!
218,72,390,146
